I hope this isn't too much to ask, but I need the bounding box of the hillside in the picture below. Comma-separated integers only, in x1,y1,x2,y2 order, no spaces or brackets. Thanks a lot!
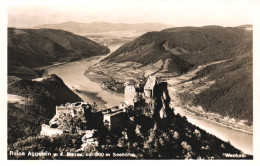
9,112,251,159
179,51,253,122
93,26,253,122
105,26,252,66
102,31,196,75
8,28,110,79
34,22,173,34
34,22,174,48
8,74,82,144
8,77,252,159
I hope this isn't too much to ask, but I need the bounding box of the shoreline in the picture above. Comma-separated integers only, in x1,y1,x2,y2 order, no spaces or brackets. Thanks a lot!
174,104,253,135
35,54,108,72
84,71,125,97
72,89,108,109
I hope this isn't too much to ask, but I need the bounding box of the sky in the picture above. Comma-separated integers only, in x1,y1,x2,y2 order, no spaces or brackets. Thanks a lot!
6,0,260,28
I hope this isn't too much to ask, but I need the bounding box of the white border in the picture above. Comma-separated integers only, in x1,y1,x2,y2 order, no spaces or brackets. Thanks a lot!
1,0,260,165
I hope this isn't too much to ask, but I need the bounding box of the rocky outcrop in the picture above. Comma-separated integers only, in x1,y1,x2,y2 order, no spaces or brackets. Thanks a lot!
40,124,63,137
147,81,173,122
77,130,99,152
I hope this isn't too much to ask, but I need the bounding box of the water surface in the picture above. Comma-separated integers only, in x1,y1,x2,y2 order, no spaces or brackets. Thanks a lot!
43,45,124,109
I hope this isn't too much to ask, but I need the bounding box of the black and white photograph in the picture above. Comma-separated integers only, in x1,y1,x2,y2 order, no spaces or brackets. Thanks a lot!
1,0,260,161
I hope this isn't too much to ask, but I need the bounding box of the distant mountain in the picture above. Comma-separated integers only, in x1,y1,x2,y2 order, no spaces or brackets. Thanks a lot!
34,22,173,34
237,24,253,31
101,25,253,122
8,74,82,144
8,28,110,79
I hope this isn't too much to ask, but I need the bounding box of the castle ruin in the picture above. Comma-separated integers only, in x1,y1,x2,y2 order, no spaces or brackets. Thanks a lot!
41,75,171,137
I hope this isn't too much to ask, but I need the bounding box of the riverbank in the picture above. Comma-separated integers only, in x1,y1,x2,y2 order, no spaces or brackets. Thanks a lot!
73,89,107,109
165,61,253,135
36,55,103,71
172,102,253,135
172,103,253,155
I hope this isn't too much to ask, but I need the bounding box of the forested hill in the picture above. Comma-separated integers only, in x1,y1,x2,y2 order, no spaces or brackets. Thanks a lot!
103,25,253,122
160,26,252,65
105,26,252,66
8,28,110,79
8,74,82,144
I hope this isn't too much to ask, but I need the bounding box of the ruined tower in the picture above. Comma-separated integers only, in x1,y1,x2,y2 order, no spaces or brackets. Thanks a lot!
144,76,157,99
124,84,138,105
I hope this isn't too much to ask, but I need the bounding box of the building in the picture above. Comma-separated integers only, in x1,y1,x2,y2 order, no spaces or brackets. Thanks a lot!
55,101,91,118
103,111,127,132
49,102,90,127
124,84,139,105
42,101,103,136
41,75,169,136
144,76,157,99
124,75,158,106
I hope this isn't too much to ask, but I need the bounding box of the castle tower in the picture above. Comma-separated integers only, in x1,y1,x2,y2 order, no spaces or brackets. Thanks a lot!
144,76,157,99
124,84,138,105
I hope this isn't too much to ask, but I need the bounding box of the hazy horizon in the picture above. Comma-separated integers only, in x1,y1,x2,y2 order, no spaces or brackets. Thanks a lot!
8,20,254,29
7,0,258,28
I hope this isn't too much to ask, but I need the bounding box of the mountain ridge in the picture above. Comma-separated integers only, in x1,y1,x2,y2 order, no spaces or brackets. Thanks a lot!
8,28,110,79
106,25,252,65
33,22,174,34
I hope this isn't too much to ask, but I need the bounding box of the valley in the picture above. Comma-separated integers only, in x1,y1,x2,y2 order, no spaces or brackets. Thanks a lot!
7,24,253,158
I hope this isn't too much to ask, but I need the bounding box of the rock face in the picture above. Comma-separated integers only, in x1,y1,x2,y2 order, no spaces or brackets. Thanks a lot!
82,130,96,140
123,76,173,123
80,129,99,150
151,81,173,121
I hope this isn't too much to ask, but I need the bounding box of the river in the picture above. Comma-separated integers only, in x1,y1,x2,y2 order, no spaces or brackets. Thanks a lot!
42,44,253,155
42,45,124,109
174,106,253,155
